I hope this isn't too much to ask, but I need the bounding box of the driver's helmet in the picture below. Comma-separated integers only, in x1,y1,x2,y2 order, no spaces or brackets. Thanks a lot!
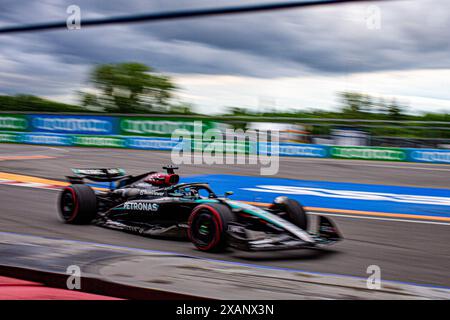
144,173,179,186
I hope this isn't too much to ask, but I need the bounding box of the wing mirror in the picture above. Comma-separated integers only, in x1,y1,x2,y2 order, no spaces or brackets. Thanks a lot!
224,191,234,198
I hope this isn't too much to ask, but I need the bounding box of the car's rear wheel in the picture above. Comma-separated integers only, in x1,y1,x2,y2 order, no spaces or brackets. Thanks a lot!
188,203,235,252
59,184,97,224
272,198,308,230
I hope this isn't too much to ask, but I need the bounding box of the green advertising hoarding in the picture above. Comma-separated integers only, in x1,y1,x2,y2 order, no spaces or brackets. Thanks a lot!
330,146,407,161
190,139,251,154
73,135,125,148
0,132,20,143
119,117,216,137
0,114,28,131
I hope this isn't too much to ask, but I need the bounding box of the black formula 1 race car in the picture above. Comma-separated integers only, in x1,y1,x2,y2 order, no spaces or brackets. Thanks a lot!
58,166,342,252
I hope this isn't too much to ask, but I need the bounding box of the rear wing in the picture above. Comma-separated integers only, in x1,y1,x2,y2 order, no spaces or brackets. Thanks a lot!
66,165,179,190
67,168,128,184
66,168,161,190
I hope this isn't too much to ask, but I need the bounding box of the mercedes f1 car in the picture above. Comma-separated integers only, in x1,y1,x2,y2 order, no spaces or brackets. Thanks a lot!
58,166,342,252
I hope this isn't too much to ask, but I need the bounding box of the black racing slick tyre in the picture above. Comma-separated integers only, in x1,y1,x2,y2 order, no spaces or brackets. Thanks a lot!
188,203,235,252
59,184,97,224
272,198,308,230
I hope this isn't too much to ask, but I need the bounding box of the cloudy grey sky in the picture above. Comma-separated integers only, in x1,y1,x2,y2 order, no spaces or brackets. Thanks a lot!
1,0,450,114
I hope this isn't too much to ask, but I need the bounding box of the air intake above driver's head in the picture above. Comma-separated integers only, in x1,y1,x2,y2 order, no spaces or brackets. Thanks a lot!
144,173,179,186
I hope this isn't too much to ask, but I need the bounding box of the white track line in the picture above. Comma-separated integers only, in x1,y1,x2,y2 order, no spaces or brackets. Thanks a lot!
281,157,450,171
309,212,450,226
337,163,450,172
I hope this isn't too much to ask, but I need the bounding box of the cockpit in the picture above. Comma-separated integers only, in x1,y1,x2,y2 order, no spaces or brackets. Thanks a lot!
171,184,217,199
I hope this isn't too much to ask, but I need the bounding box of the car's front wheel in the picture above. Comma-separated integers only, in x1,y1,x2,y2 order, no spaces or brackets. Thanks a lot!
271,197,308,230
59,184,97,224
188,203,235,252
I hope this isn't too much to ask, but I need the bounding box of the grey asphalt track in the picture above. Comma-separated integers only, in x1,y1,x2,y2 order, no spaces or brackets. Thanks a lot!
1,144,450,187
0,144,449,288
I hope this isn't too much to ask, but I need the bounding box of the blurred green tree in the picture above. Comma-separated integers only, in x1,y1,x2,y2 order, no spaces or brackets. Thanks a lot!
340,92,372,116
387,99,404,120
0,94,84,112
87,62,176,113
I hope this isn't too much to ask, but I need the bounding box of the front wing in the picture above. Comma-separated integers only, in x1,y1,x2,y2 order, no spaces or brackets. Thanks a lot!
227,215,342,251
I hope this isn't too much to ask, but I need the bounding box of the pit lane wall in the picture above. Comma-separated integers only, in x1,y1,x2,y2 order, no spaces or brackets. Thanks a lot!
0,113,449,164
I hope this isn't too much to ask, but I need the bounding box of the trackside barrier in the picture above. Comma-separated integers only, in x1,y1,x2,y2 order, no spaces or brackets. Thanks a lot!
330,146,407,161
407,149,450,164
0,113,216,137
0,113,449,164
1,131,450,164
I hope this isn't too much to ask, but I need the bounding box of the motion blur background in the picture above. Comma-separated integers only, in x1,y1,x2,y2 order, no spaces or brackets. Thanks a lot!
0,0,449,300
0,0,449,151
